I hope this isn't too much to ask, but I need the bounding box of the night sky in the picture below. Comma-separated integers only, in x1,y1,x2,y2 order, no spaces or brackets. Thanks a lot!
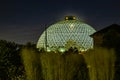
0,0,120,44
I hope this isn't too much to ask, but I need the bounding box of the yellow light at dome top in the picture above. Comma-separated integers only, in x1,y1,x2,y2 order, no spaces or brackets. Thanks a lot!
73,16,76,20
65,17,68,20
65,16,76,20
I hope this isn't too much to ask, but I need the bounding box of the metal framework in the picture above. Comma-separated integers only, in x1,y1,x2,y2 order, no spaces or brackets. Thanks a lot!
37,18,96,51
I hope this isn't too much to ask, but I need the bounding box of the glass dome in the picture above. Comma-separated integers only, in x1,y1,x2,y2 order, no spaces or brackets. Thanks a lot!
37,16,96,51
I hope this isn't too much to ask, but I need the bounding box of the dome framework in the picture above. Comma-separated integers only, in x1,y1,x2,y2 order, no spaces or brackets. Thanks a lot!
37,16,96,52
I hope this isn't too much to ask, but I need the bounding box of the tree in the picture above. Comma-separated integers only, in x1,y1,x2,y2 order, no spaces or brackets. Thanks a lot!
0,40,23,79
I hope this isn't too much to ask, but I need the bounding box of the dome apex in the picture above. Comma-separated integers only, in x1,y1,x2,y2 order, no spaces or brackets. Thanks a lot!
65,16,76,20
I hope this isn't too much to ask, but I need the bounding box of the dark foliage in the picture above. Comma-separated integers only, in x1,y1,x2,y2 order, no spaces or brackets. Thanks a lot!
100,26,120,80
0,40,24,79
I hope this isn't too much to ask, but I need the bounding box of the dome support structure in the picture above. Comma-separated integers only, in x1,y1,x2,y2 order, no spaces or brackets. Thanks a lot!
37,16,96,52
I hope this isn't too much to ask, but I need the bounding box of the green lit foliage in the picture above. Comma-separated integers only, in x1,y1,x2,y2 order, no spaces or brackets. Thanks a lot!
21,48,88,80
40,52,86,80
84,47,116,80
65,40,78,49
21,48,43,80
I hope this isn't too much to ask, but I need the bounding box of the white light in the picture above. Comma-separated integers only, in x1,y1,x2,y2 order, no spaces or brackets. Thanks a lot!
47,47,51,52
58,48,65,53
69,24,74,30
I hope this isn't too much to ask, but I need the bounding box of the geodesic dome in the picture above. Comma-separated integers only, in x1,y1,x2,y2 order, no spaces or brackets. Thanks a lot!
37,16,96,52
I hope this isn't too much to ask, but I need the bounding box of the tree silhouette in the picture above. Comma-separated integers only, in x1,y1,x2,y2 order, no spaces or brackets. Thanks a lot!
0,40,23,79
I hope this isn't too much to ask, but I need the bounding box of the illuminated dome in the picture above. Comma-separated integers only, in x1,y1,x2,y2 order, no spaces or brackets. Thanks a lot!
37,16,96,52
